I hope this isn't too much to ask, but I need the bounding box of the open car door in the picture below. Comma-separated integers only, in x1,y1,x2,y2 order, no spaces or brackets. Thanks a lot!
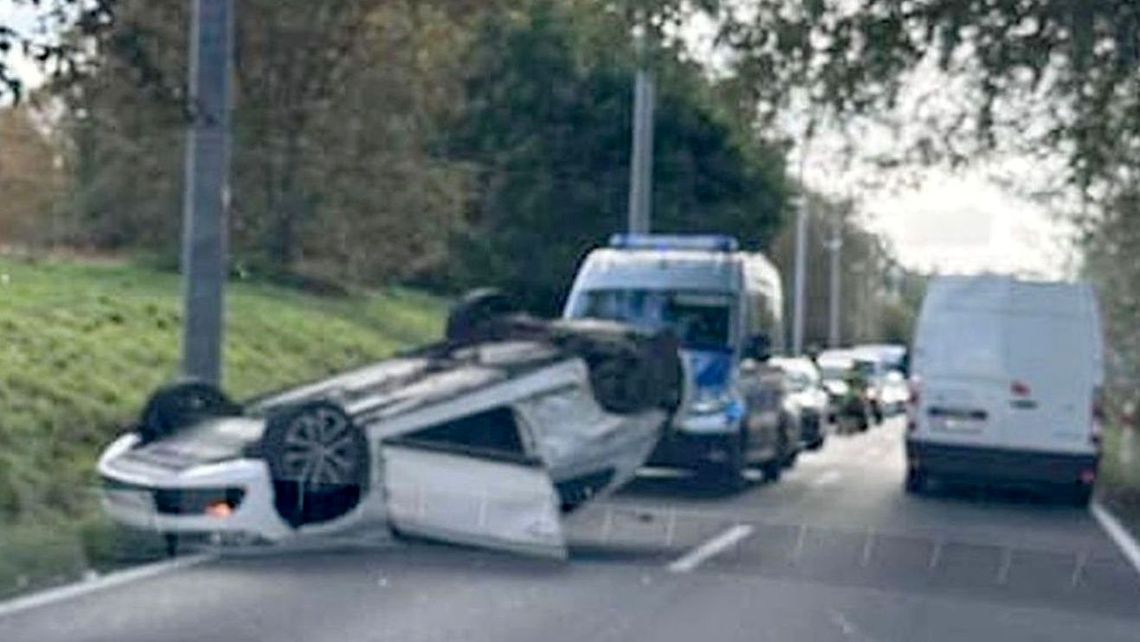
382,425,566,559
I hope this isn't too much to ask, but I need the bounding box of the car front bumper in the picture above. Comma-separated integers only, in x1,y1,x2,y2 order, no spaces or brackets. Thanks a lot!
906,439,1099,487
98,435,295,540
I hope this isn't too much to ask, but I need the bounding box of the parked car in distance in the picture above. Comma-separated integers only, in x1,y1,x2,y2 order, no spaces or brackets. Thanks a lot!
817,350,873,432
880,369,909,414
563,233,795,489
771,356,829,451
852,345,909,415
906,275,1104,505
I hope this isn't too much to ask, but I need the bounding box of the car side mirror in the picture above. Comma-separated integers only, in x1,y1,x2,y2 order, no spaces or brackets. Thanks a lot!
746,334,772,362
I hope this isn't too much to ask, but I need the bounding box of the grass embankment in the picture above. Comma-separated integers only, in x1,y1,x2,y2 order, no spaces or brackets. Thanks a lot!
1099,421,1140,538
0,255,445,597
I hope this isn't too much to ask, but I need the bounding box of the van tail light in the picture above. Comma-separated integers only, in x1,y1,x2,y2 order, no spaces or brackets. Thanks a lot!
906,377,921,434
1010,380,1032,397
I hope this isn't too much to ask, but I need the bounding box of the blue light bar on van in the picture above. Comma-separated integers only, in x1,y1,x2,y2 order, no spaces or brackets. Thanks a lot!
608,234,739,252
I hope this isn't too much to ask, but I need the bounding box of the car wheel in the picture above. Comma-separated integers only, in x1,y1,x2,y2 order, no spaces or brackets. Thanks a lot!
262,401,369,528
444,288,518,343
806,435,825,451
760,456,782,483
904,467,926,494
872,403,884,425
698,433,747,492
139,380,240,443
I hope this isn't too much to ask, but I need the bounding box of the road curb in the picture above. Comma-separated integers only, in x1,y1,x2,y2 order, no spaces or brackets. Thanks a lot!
0,553,215,620
1090,501,1140,579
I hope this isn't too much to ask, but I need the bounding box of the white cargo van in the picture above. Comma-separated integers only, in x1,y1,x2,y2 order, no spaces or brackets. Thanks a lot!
563,234,797,488
906,275,1105,503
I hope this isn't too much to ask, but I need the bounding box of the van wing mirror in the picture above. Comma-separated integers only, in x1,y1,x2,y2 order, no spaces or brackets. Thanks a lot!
746,334,772,362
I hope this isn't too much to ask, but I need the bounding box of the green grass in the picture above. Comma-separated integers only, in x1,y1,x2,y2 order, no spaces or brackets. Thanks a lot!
0,255,445,596
1099,422,1140,537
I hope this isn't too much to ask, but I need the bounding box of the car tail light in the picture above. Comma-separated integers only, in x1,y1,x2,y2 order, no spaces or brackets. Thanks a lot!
1010,380,1032,397
907,377,922,406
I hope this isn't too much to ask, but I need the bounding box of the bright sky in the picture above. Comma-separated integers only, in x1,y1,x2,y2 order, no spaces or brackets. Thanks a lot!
867,173,1075,279
679,10,1075,280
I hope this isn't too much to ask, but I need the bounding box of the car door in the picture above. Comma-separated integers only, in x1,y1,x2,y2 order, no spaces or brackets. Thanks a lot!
381,406,566,559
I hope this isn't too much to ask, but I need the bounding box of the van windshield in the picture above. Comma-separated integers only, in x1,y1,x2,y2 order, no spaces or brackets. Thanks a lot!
572,289,734,351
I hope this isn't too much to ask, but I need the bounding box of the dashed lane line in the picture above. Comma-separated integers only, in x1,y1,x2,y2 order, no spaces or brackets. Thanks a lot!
666,525,755,573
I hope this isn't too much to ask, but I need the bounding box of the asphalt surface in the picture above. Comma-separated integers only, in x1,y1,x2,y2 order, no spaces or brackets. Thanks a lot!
3,417,1139,642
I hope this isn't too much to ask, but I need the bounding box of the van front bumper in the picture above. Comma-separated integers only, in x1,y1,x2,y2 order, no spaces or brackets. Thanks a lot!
906,439,1099,487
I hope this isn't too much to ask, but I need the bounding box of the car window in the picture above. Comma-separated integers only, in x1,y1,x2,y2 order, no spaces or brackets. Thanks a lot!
403,407,525,457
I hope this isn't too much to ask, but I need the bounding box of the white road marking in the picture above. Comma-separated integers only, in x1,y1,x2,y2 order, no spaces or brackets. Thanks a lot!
0,553,215,620
667,524,754,573
811,470,842,488
826,608,878,642
1090,502,1140,579
859,529,875,567
996,548,1013,585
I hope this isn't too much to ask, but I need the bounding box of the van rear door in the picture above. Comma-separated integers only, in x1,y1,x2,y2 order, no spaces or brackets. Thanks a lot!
1000,304,1094,454
914,308,1007,448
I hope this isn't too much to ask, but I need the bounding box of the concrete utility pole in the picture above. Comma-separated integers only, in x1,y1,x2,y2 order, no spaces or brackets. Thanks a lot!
180,0,233,384
627,21,654,234
791,118,818,356
791,193,808,355
826,218,843,348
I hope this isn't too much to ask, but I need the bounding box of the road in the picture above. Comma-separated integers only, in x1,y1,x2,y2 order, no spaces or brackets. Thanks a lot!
3,417,1139,641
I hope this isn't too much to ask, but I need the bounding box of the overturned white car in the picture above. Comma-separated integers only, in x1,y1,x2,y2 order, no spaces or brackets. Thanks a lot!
97,293,682,559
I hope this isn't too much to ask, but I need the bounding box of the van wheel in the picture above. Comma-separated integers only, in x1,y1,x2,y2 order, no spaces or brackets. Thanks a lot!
1066,485,1093,507
760,457,782,483
904,467,926,494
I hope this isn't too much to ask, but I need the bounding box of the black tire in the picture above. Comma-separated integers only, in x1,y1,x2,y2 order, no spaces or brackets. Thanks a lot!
904,467,926,494
572,327,682,415
760,456,782,483
707,434,747,491
163,533,181,558
1066,484,1094,507
806,434,825,451
871,402,884,425
139,380,240,443
262,401,369,528
445,288,518,343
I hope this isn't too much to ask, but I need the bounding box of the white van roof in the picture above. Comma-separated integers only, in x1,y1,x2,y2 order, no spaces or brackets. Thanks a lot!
916,275,1104,380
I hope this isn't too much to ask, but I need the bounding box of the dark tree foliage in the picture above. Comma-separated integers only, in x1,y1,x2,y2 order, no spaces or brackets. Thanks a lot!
721,0,1140,190
442,0,788,314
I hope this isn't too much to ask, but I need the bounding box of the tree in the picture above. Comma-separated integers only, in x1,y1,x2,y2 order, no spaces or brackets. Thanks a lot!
720,1,1140,193
442,0,789,314
47,0,472,282
0,103,64,246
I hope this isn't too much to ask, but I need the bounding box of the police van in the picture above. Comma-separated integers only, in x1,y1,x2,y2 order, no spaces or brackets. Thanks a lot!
563,234,798,488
